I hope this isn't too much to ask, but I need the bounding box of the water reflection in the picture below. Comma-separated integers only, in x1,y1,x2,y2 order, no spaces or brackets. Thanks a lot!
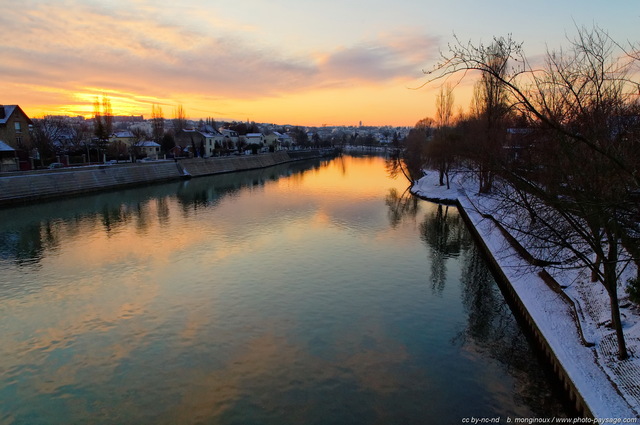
384,187,419,228
421,204,472,293
0,223,47,265
386,192,567,417
457,243,568,416
0,159,328,267
0,155,567,424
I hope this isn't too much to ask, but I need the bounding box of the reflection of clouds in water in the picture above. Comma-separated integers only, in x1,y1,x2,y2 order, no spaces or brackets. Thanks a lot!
0,156,567,422
334,326,412,395
0,269,160,404
169,326,413,424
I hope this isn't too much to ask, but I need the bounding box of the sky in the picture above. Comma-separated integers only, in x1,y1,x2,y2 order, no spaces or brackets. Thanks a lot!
1,0,638,126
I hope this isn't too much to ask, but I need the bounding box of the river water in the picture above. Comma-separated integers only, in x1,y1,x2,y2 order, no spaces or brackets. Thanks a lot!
0,155,567,424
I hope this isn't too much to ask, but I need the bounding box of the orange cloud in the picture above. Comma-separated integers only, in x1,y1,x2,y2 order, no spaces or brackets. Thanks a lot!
0,1,442,124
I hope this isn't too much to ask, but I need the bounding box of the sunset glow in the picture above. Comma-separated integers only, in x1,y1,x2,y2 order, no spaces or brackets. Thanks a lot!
2,0,636,125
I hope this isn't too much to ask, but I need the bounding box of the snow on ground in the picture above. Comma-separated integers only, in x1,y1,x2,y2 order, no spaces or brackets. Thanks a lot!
412,170,640,419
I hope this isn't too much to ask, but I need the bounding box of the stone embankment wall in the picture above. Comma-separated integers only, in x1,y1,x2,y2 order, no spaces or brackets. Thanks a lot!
0,150,331,206
0,162,184,206
179,151,293,177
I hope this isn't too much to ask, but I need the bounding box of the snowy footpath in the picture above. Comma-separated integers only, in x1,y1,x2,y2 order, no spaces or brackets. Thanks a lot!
412,171,640,420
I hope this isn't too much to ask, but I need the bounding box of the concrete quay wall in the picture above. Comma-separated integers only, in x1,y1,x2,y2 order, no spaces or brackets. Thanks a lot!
0,150,331,206
0,161,184,206
179,151,293,177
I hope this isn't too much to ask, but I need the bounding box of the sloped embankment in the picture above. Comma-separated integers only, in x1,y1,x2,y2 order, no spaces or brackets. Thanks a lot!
0,150,332,206
0,161,184,206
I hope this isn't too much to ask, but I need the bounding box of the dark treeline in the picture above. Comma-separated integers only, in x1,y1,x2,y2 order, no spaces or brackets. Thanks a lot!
395,25,639,360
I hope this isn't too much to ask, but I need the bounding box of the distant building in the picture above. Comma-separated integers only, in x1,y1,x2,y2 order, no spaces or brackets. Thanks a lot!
112,115,144,124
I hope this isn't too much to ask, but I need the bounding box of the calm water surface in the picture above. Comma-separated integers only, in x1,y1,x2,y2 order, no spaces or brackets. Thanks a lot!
0,155,567,424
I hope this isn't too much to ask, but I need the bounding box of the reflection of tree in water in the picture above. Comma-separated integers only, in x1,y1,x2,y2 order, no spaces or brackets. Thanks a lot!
175,160,325,211
457,243,569,417
401,199,569,415
101,203,131,234
385,150,411,183
0,224,47,265
156,197,171,226
0,159,330,266
384,187,419,228
335,155,348,176
0,200,154,266
420,204,471,294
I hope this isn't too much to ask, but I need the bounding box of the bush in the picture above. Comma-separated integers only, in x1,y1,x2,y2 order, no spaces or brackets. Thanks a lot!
626,277,640,305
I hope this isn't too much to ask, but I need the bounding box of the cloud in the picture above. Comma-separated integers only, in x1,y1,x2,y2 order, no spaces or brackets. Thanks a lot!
317,33,439,85
0,1,439,114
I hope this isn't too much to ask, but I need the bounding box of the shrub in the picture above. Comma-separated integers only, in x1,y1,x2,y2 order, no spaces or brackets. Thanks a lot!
626,277,640,305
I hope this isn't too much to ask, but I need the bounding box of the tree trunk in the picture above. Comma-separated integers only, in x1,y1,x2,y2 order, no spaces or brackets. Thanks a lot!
604,237,628,360
608,286,628,360
592,254,602,282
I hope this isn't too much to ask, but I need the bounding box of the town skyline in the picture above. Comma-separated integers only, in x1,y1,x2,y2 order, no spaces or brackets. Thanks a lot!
2,0,637,126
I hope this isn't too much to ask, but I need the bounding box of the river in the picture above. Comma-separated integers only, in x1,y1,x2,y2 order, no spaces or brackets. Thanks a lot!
0,155,568,424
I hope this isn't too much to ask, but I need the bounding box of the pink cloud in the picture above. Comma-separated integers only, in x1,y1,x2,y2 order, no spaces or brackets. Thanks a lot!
1,2,439,109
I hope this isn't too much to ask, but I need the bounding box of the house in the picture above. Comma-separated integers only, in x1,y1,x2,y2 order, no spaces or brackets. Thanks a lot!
202,132,225,156
135,141,161,159
273,131,293,149
0,105,33,150
265,132,294,151
264,133,280,150
168,145,184,158
244,133,267,151
175,129,225,157
109,130,137,147
51,127,79,152
219,129,239,150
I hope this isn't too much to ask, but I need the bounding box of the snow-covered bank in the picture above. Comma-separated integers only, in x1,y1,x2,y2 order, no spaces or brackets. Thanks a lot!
412,171,640,419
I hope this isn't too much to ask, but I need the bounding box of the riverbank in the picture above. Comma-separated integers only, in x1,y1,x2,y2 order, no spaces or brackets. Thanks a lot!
411,171,640,420
0,150,334,207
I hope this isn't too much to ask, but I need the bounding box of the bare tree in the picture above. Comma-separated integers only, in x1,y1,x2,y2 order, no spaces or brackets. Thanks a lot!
469,41,512,193
173,104,187,133
392,118,433,183
31,116,71,164
426,84,458,188
93,95,113,161
151,104,165,145
424,25,639,359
